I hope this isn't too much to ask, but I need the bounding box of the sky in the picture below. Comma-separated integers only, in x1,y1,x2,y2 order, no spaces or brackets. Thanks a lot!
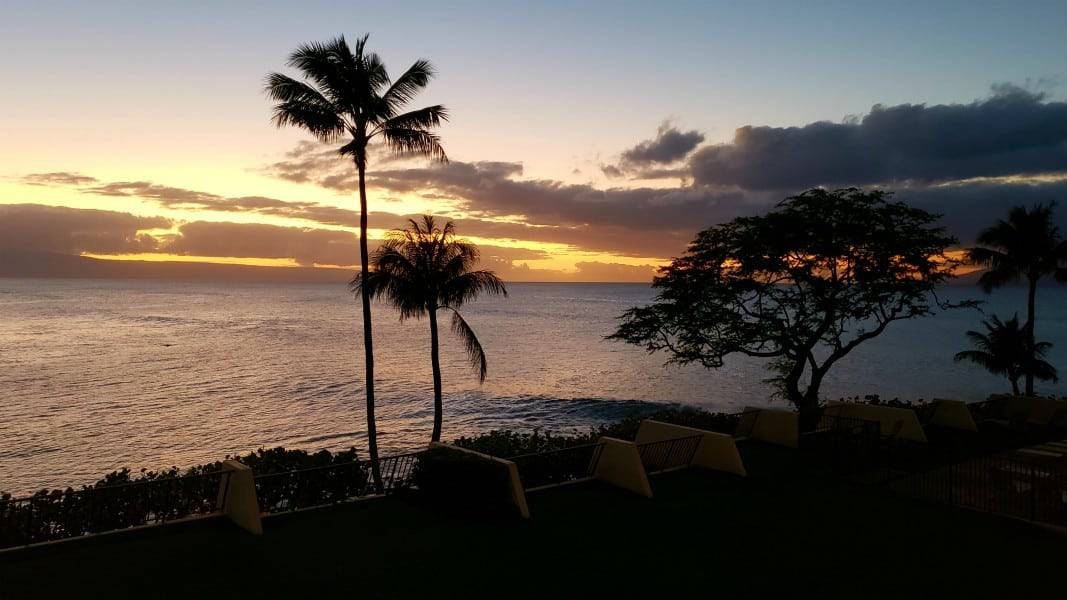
2,0,1067,281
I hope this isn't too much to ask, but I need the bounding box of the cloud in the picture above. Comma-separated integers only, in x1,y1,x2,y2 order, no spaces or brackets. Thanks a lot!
481,258,657,283
894,178,1067,244
620,122,705,166
25,172,367,227
0,203,559,273
20,172,99,186
160,221,360,266
689,84,1067,190
366,161,762,253
0,204,167,255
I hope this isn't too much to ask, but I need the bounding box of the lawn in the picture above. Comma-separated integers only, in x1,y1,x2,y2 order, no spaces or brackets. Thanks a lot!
1,443,1062,599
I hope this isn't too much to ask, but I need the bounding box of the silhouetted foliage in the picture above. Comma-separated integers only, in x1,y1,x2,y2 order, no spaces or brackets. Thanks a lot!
352,216,505,441
453,406,746,456
0,446,364,548
955,314,1058,395
266,35,449,485
966,203,1067,395
610,188,971,424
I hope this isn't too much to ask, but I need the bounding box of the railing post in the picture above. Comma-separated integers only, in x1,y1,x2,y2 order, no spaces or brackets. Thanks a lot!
948,462,955,506
217,460,263,535
1030,460,1037,522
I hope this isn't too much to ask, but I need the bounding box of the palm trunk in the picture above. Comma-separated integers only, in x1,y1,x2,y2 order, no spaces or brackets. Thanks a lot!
357,162,382,490
428,307,444,442
1025,276,1037,396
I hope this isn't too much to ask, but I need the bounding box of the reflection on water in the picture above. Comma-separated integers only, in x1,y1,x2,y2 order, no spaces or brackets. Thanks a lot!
1,278,1065,494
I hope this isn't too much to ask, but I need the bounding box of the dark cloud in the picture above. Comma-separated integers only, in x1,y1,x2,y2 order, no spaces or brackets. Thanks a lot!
689,84,1067,190
894,179,1067,244
26,172,366,227
367,162,761,251
161,221,360,267
20,172,98,186
0,204,167,255
620,122,705,166
0,204,555,271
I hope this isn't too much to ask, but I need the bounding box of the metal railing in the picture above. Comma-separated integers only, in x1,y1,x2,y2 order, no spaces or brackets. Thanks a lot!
252,452,422,515
799,413,883,479
637,435,703,474
0,470,229,549
890,452,1067,526
509,443,605,491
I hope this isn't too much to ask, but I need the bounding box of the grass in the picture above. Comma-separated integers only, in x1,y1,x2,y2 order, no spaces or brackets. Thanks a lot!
0,443,1063,598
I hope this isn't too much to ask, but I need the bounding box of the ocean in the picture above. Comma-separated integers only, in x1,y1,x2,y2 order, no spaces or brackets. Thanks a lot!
2,278,1065,495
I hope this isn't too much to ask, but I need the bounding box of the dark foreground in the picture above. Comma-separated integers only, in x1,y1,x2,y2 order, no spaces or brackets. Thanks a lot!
1,444,1062,599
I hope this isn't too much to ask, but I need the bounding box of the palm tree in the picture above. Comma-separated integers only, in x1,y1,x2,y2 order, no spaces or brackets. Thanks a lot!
266,35,448,485
954,314,1058,395
352,216,506,442
967,203,1067,395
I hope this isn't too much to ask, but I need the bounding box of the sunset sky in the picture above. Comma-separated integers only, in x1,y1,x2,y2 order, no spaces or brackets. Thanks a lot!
3,1,1067,281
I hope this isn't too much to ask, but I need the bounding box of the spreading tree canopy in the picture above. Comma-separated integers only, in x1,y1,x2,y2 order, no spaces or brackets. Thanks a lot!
610,188,971,419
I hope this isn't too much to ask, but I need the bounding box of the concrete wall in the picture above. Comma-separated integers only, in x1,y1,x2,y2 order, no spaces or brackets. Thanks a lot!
825,401,927,443
593,437,654,498
928,399,978,432
428,442,531,519
984,395,1067,426
739,407,799,448
636,420,746,476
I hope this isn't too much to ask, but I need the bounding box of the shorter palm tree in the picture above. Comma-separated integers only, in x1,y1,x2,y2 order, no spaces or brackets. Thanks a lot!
954,314,1058,395
352,216,506,441
966,203,1067,395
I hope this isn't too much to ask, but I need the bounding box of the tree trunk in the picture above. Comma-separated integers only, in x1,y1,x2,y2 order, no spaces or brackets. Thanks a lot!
357,162,382,490
428,308,444,442
798,369,825,433
1010,376,1020,396
783,358,820,431
1024,276,1037,396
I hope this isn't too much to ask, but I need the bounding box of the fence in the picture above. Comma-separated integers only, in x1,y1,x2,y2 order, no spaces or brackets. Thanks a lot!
509,443,605,491
889,453,1067,526
799,413,883,480
253,452,422,515
636,435,703,474
0,470,229,549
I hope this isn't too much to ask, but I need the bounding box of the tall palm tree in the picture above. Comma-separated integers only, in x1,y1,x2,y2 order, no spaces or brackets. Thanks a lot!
954,314,1058,395
266,35,447,485
967,203,1067,395
352,216,506,442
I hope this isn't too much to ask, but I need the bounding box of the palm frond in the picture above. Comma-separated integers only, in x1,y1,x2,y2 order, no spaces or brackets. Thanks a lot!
379,126,448,162
383,105,449,131
953,350,1003,374
383,59,436,110
286,38,355,108
449,308,488,382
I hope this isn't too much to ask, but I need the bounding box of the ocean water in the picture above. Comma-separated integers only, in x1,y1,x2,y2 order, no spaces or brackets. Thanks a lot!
1,278,1065,495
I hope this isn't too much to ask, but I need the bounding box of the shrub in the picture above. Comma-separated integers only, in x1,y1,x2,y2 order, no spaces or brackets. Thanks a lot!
453,406,748,457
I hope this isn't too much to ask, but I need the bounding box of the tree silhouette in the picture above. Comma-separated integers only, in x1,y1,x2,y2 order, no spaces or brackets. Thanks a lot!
954,314,1058,395
611,188,971,426
266,35,447,487
967,203,1067,395
352,216,506,442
